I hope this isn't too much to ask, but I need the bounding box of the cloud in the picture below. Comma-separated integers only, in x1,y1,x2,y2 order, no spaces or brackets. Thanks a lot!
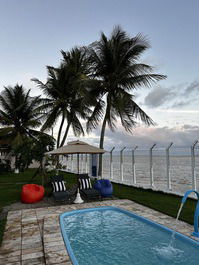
48,112,199,153
61,124,199,150
171,99,193,108
100,124,199,149
183,124,199,130
50,108,199,149
143,80,199,109
184,81,199,94
144,86,175,107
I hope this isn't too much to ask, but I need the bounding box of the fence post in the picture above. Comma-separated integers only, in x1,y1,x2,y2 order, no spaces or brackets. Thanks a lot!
149,144,156,188
166,142,173,190
132,146,138,184
85,154,88,173
100,154,103,179
110,147,115,179
120,147,126,182
71,155,73,172
65,155,68,170
81,154,83,173
191,140,198,190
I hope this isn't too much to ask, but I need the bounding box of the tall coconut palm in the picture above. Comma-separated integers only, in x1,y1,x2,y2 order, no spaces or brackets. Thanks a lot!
0,84,44,170
32,47,91,148
87,26,166,175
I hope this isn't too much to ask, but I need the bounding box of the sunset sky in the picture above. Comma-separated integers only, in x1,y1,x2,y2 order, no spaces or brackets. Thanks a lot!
0,0,199,149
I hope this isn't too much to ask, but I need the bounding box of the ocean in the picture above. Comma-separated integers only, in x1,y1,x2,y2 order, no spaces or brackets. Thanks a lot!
60,148,199,196
102,154,199,195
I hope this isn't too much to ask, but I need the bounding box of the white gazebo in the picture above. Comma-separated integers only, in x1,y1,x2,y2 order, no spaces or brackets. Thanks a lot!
45,140,106,203
46,140,106,174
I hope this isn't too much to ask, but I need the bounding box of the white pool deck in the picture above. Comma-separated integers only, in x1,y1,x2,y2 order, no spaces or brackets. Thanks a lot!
0,199,198,265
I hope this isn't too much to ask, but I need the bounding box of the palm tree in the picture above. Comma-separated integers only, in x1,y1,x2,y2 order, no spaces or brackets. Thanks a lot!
0,84,44,170
87,26,166,175
32,47,91,148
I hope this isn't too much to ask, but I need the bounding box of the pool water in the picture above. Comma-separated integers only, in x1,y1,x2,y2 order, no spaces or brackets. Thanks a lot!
60,207,199,265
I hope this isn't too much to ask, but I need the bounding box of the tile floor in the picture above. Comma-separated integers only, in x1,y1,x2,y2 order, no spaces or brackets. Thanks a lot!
0,199,198,264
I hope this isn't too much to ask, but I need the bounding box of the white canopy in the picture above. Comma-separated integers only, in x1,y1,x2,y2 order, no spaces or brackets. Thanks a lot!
46,140,106,155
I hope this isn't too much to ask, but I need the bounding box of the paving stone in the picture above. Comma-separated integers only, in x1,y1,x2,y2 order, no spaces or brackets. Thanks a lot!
0,242,21,252
22,246,43,255
22,209,36,214
0,249,20,259
7,210,22,218
0,255,20,263
22,219,38,225
47,209,63,215
53,262,72,265
22,251,44,261
22,212,36,220
44,235,63,243
44,221,59,228
3,230,21,241
36,210,50,216
44,232,61,239
22,221,38,228
4,226,21,234
22,241,43,250
43,226,60,234
45,215,59,221
22,230,41,238
22,217,37,224
44,244,66,253
6,219,21,227
37,224,44,234
22,236,42,245
21,225,39,233
1,237,21,247
4,262,21,265
45,249,70,264
21,256,45,265
44,240,65,249
58,206,73,211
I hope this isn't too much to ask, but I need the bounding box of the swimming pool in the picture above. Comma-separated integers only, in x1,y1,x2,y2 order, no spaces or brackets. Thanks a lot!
60,207,199,265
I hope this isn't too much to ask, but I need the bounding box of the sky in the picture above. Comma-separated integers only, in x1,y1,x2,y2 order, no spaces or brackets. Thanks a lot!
0,0,199,149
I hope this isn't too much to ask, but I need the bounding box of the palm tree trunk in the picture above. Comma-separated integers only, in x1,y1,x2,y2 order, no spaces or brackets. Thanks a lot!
56,113,65,167
98,114,107,177
57,113,65,148
60,121,71,147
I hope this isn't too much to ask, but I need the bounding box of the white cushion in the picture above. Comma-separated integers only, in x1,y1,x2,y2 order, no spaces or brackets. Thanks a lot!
52,181,66,192
79,178,92,190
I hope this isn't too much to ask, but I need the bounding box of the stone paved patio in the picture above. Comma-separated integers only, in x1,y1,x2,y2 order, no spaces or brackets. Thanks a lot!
0,199,198,264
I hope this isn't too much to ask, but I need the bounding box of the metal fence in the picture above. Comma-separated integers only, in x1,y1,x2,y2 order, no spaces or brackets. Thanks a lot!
60,141,199,195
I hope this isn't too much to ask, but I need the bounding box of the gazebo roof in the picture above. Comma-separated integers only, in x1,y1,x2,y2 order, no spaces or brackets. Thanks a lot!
46,140,106,155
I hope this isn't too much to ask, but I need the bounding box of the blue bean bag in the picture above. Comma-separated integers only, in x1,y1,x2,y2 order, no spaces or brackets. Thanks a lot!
94,179,113,197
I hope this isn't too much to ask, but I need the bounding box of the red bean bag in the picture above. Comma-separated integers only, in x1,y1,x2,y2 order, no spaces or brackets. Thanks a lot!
21,184,45,203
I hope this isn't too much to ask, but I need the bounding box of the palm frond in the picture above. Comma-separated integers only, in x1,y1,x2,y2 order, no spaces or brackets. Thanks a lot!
86,99,105,132
41,107,61,132
126,74,166,89
70,115,85,137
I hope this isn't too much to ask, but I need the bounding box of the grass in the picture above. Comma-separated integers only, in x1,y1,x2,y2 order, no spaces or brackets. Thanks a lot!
0,169,77,210
0,169,77,245
0,170,197,245
113,183,196,225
